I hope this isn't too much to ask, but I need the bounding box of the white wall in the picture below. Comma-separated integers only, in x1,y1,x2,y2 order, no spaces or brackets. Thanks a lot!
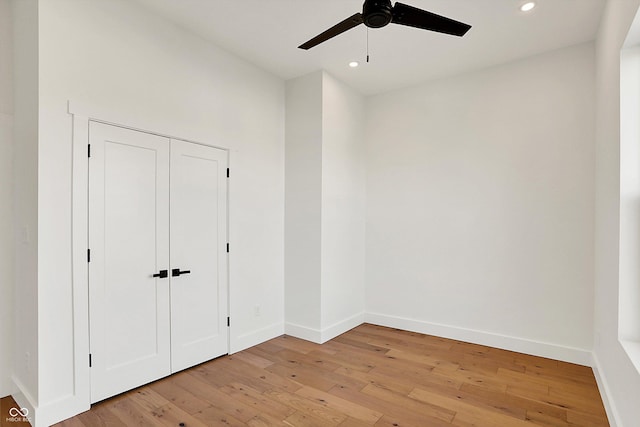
619,44,640,343
365,43,596,364
284,71,366,342
11,0,39,408
593,1,640,425
285,72,323,333
32,0,285,424
0,1,12,114
0,0,15,399
321,73,366,336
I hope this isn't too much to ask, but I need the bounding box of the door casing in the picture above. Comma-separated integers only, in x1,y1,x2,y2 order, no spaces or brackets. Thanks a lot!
69,102,230,414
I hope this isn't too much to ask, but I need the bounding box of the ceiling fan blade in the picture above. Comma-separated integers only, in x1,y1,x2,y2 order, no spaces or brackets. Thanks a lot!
298,13,364,50
391,3,471,36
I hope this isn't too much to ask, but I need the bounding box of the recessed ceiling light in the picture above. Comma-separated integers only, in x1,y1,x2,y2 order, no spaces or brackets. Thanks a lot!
349,61,359,68
520,2,536,12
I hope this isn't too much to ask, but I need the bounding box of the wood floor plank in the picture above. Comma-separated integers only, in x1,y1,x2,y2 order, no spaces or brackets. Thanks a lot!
126,388,170,413
282,410,340,427
525,409,571,427
50,324,609,427
409,387,531,427
246,346,345,377
245,412,287,427
434,366,508,392
265,362,339,392
264,389,347,425
383,348,458,372
556,360,594,376
151,403,213,427
269,335,325,354
188,403,246,426
330,383,453,427
309,348,377,373
320,341,391,371
338,415,376,427
231,350,275,369
416,379,528,420
544,387,607,417
218,382,296,420
352,324,454,351
525,365,597,387
295,385,383,424
332,335,391,353
266,358,368,392
76,402,127,426
361,383,455,423
208,356,303,393
148,372,213,415
566,409,612,427
170,376,260,422
49,417,87,427
460,382,566,421
345,332,448,356
275,348,344,372
333,366,416,395
108,396,165,426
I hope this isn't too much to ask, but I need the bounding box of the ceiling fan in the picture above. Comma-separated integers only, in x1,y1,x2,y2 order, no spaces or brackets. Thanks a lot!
298,0,471,50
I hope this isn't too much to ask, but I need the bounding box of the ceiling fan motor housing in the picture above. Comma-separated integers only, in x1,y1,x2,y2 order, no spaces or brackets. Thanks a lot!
363,0,393,28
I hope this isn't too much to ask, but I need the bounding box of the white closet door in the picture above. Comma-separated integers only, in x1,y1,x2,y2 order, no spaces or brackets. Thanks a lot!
89,122,171,403
170,139,228,372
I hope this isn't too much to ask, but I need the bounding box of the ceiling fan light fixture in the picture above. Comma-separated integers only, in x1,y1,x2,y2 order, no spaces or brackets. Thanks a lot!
520,2,536,12
349,61,360,68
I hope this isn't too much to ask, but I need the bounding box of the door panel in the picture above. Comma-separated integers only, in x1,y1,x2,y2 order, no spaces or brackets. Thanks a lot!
89,122,171,403
170,139,228,372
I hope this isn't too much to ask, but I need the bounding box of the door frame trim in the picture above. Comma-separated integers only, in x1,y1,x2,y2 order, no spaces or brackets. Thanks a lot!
69,100,231,410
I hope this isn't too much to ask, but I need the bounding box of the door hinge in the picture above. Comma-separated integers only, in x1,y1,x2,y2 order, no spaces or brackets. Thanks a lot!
89,353,92,367
88,144,91,158
87,249,91,263
226,168,229,178
226,243,229,253
227,317,230,327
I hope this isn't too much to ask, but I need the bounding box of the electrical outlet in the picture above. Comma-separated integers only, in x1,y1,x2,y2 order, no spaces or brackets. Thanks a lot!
254,305,261,317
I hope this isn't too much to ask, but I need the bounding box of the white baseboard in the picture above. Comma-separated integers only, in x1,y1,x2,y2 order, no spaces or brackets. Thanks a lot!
230,322,284,354
285,322,322,344
591,352,620,427
13,374,90,427
286,312,366,344
321,312,365,343
11,375,36,426
35,394,90,427
365,312,592,366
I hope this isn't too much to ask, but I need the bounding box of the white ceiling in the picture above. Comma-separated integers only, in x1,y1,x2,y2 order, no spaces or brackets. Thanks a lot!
132,0,606,95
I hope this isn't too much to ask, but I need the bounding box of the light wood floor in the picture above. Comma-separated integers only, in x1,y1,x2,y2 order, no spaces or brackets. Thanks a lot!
9,324,611,426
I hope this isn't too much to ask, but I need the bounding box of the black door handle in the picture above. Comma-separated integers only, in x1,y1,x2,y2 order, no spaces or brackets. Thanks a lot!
172,268,191,277
152,270,168,278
